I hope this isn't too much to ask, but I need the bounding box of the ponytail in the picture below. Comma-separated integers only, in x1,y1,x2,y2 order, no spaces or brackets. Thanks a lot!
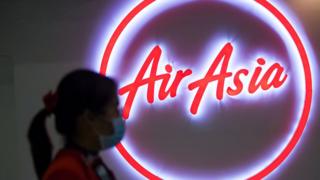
28,69,117,179
28,91,57,179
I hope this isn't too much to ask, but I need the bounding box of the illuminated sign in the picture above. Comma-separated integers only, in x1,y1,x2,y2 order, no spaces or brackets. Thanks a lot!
95,0,316,179
119,43,288,119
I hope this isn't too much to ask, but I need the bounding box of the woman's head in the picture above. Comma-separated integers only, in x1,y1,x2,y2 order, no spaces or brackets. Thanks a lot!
53,69,119,148
28,69,122,179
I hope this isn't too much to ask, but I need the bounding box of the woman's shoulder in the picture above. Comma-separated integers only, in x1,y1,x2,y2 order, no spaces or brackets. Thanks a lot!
42,148,90,180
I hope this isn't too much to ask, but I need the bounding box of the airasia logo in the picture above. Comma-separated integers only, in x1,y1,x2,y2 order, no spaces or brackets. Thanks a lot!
119,43,287,119
99,0,314,179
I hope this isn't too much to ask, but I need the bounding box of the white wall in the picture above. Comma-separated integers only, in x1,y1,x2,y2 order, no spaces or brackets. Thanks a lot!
0,0,121,179
0,56,16,179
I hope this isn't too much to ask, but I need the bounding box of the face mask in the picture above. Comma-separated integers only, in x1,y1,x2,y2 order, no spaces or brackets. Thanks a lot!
99,117,125,149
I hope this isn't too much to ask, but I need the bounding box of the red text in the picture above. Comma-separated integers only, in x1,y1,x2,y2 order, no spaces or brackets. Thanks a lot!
119,43,288,119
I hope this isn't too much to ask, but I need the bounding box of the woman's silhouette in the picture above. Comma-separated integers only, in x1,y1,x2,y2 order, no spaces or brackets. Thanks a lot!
28,69,125,180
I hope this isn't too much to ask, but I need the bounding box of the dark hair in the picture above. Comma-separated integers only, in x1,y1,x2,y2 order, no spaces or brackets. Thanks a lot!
27,69,117,179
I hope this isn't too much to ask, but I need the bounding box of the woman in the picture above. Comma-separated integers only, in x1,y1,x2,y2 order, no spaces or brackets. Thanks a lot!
28,69,125,180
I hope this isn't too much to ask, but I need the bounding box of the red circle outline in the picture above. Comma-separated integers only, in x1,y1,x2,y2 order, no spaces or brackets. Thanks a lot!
99,0,313,179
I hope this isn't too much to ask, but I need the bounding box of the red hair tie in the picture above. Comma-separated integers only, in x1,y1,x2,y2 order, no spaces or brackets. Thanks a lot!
43,91,58,113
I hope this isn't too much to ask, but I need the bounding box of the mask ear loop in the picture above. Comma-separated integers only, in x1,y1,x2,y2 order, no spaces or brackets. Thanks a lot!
83,116,108,152
86,109,119,139
82,110,103,142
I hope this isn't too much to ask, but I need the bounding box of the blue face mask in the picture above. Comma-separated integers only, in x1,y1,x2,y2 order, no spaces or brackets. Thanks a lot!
99,117,125,149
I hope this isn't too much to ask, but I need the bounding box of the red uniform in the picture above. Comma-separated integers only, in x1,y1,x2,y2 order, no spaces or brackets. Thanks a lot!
43,148,115,180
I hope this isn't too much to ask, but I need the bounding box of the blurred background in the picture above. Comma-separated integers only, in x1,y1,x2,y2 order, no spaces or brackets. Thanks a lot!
0,0,318,179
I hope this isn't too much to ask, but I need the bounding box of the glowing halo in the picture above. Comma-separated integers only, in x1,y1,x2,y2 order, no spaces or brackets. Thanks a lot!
96,0,315,179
